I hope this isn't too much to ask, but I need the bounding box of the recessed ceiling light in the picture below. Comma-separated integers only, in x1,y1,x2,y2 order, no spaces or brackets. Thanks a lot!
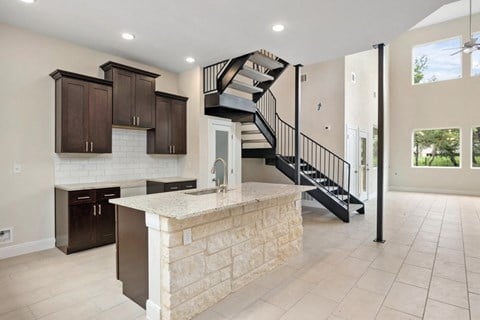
20,0,36,3
186,57,195,63
121,33,135,40
272,24,285,32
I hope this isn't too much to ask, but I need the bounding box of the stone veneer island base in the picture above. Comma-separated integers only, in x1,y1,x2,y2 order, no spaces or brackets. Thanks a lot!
111,182,314,320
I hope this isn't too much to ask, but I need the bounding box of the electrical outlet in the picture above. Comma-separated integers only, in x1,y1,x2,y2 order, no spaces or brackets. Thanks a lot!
13,163,22,174
0,228,13,244
183,228,192,245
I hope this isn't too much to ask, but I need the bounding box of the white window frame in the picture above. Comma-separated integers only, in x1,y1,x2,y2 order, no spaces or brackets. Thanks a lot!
471,126,480,169
411,36,463,85
411,127,462,169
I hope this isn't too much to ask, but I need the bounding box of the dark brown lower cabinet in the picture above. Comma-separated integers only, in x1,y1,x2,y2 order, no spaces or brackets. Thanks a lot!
116,206,148,309
116,179,196,309
55,187,120,254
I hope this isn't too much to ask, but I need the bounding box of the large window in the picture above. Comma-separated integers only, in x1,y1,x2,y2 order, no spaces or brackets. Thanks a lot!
412,37,462,84
472,32,480,77
473,127,480,167
412,128,461,168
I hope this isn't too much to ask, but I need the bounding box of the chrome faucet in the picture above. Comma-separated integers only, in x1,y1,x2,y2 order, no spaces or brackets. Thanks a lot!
211,158,228,193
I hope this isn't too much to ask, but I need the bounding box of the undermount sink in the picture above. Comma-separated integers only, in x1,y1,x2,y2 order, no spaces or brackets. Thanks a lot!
184,188,219,196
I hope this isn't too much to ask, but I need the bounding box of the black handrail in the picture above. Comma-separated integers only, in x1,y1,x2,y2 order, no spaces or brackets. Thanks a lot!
276,113,351,210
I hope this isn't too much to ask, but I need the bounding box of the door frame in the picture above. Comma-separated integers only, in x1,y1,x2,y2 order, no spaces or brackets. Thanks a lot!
207,118,236,188
359,129,369,201
345,125,359,197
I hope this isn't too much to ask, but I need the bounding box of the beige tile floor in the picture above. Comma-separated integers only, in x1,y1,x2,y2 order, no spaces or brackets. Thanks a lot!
1,191,480,320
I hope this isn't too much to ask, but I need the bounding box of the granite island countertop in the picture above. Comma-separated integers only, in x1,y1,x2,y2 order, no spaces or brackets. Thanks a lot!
55,177,197,191
110,182,314,220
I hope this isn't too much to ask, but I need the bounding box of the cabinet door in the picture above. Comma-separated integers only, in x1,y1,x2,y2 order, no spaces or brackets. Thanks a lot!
95,201,116,246
88,83,112,153
148,96,171,154
135,75,156,128
112,69,135,126
69,203,95,251
60,78,89,153
170,99,187,154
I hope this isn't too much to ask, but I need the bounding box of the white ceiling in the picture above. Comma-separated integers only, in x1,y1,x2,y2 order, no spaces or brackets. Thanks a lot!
0,0,454,73
414,0,480,29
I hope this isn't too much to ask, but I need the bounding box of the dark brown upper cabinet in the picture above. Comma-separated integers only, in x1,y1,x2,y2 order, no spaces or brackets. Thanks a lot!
100,62,159,129
51,70,113,153
147,92,188,154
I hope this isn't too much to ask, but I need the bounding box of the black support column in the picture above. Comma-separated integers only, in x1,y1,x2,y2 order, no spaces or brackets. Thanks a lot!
294,64,303,185
374,43,385,243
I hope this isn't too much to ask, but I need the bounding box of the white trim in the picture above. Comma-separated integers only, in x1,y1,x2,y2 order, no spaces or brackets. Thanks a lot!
0,238,55,260
146,299,161,320
145,212,161,230
389,186,480,197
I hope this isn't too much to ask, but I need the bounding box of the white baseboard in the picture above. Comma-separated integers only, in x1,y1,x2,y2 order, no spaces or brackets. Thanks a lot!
0,238,55,260
389,186,480,197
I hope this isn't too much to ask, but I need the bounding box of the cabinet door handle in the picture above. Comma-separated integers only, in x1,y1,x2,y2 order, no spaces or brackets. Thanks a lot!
185,185,193,188
85,141,88,152
98,204,102,215
133,116,136,126
173,145,175,154
93,204,96,216
104,193,116,197
90,142,93,152
170,186,179,190
77,196,90,200
169,145,172,153
137,117,140,126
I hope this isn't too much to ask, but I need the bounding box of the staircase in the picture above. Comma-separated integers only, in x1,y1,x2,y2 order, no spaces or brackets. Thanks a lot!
203,50,364,222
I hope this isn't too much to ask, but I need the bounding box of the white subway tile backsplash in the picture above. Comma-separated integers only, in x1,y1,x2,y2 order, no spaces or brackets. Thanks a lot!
54,128,179,184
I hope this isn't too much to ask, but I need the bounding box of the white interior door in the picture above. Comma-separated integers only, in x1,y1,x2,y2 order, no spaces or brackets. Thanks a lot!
359,130,369,201
208,120,234,188
346,127,359,197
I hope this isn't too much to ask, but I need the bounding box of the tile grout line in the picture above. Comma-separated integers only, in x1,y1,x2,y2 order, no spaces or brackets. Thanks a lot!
421,196,446,319
460,197,473,320
375,194,435,319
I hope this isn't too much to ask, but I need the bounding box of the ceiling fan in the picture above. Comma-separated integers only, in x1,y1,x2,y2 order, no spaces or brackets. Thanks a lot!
450,0,480,55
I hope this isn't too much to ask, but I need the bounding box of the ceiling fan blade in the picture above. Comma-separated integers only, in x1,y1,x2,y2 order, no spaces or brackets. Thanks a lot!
450,49,464,56
443,47,463,51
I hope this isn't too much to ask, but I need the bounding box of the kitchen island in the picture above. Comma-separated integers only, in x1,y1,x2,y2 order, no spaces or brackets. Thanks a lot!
110,182,313,320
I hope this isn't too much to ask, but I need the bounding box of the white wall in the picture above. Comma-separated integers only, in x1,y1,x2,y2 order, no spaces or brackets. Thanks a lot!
388,14,480,195
55,128,178,184
345,49,378,197
0,23,180,255
178,67,202,180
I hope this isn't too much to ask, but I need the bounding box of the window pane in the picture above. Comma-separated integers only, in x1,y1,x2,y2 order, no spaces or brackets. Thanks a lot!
412,37,462,84
412,128,461,167
472,32,480,77
473,127,480,167
372,127,378,168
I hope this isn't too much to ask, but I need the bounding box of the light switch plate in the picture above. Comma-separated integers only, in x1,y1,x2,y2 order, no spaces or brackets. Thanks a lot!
13,163,22,174
183,228,192,245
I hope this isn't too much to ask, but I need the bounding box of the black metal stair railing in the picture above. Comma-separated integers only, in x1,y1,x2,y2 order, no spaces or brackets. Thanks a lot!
203,60,228,94
276,114,351,210
255,89,276,134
